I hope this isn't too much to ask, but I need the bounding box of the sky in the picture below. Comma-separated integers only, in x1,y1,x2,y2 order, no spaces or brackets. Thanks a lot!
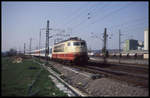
2,1,149,52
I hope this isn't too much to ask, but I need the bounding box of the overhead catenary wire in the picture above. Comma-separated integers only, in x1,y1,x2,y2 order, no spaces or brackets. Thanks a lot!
108,21,147,39
122,23,147,32
62,6,85,26
71,2,109,33
63,3,92,27
91,2,134,25
72,2,133,34
65,2,107,29
109,20,148,34
108,17,148,30
88,2,113,22
75,2,116,33
87,2,107,15
79,2,147,41
107,17,148,40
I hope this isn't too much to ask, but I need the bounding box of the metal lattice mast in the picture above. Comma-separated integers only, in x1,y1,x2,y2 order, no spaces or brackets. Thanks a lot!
119,29,121,54
24,43,26,55
102,28,108,63
39,30,41,57
103,28,108,55
29,38,32,55
119,29,122,63
45,20,50,60
104,28,107,53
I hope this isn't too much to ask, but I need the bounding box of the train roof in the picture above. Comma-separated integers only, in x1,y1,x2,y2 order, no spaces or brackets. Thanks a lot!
39,46,52,50
54,37,85,45
29,46,52,52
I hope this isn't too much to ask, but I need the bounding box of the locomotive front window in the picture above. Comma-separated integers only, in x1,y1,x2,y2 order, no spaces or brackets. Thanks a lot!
73,42,80,46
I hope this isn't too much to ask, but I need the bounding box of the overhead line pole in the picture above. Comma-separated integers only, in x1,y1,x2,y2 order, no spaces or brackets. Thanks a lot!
119,30,121,54
24,43,26,55
45,20,50,65
119,29,121,63
39,29,41,58
102,28,108,64
29,38,32,56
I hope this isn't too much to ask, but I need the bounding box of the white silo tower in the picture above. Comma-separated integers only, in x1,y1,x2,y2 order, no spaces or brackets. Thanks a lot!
144,29,149,50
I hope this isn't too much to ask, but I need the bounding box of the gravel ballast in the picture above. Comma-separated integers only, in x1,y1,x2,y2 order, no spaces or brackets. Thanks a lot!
49,61,148,96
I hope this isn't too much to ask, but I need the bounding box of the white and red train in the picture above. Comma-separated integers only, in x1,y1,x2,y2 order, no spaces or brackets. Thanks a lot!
26,37,89,63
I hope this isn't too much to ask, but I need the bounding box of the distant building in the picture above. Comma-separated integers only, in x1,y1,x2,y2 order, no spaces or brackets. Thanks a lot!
144,29,149,50
123,39,138,51
138,41,144,46
137,41,144,50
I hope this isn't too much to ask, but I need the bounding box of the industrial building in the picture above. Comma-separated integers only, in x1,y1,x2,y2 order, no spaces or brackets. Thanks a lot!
123,39,138,51
123,29,148,52
144,29,149,51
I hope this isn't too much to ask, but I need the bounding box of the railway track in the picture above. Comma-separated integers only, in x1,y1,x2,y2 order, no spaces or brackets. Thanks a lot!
87,61,148,75
35,57,149,88
67,63,149,88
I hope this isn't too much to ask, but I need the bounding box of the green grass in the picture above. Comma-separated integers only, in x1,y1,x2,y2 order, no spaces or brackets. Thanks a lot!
33,58,61,75
1,56,68,96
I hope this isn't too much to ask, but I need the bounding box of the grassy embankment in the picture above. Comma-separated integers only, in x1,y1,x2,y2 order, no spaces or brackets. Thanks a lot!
1,56,67,96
